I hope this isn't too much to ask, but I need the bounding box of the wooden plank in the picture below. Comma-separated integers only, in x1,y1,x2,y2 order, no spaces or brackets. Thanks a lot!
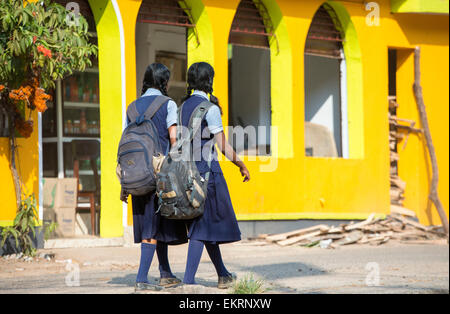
265,224,329,242
359,234,391,244
391,214,431,232
390,205,416,218
396,124,422,133
327,226,345,234
344,214,376,231
390,188,404,200
389,230,427,239
332,231,363,246
276,230,325,246
370,236,390,246
390,176,407,191
317,234,345,240
361,225,392,233
390,151,400,162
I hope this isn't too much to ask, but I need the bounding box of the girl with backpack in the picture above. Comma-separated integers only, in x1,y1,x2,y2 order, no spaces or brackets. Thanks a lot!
122,63,187,291
179,62,251,289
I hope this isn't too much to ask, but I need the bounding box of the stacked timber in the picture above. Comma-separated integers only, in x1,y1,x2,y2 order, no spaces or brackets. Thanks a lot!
389,96,405,205
257,207,447,248
388,97,422,206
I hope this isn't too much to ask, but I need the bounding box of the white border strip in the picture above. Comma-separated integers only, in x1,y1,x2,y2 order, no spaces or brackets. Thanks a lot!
340,55,349,159
38,112,43,222
111,0,128,228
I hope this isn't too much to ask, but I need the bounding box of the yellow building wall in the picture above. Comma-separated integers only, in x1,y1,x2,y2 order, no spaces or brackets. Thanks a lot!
0,111,40,227
209,0,391,220
1,0,448,234
391,14,450,226
194,0,449,224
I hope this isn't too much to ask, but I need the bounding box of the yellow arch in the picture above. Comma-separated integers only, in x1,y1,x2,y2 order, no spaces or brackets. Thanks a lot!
117,0,215,228
324,1,365,159
260,0,294,159
182,0,215,68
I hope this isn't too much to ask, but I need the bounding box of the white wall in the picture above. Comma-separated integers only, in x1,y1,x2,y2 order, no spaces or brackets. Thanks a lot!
304,54,343,157
229,45,271,153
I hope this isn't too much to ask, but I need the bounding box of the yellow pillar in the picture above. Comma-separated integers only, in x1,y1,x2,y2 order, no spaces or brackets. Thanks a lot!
88,0,124,237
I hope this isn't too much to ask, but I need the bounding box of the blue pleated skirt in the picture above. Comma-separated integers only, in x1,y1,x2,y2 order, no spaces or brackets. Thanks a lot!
187,171,241,244
132,193,188,245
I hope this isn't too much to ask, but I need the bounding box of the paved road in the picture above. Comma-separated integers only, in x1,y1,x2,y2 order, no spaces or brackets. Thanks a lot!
0,242,448,294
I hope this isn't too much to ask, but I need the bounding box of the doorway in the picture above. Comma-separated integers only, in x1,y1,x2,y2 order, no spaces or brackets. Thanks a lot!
136,0,194,104
42,0,100,237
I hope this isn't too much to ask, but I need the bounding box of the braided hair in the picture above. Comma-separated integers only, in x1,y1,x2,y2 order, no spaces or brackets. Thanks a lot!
182,62,222,114
141,63,171,96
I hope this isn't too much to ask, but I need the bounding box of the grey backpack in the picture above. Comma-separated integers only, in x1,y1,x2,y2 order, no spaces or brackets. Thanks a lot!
117,96,170,196
153,101,214,220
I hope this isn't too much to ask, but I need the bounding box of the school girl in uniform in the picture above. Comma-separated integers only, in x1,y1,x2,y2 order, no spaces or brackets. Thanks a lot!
179,62,251,289
123,63,188,291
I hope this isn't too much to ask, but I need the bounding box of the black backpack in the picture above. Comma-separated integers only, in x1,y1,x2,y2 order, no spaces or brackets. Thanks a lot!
117,96,170,196
153,101,214,220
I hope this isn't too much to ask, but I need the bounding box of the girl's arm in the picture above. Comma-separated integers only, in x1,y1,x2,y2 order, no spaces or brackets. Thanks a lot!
166,99,178,147
214,131,250,182
169,125,177,147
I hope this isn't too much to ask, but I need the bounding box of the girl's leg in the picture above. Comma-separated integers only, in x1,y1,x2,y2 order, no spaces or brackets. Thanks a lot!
156,242,175,278
204,243,230,277
136,239,157,283
183,239,204,284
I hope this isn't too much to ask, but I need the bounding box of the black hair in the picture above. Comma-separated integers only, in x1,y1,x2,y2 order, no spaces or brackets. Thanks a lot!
182,62,222,114
141,63,171,96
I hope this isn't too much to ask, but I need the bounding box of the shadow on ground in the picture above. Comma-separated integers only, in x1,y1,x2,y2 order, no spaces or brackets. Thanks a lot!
234,262,328,281
108,272,218,288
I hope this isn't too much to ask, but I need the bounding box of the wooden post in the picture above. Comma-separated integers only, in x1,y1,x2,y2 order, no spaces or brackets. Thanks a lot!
413,47,449,237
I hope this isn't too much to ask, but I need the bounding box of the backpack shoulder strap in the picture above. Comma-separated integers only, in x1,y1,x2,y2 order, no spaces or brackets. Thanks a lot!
172,101,214,157
143,95,172,120
188,101,214,136
126,101,138,123
189,101,215,184
127,96,171,123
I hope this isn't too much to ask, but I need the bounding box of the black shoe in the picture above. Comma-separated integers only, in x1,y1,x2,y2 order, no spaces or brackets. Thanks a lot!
218,273,237,289
159,277,182,288
135,282,164,292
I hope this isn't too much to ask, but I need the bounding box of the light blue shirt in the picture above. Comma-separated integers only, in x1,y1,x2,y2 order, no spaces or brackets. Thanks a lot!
192,90,224,134
142,88,178,128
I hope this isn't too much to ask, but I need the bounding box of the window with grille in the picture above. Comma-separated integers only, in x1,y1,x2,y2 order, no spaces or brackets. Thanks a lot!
137,0,194,28
304,5,348,158
229,0,273,49
305,5,344,59
228,0,272,156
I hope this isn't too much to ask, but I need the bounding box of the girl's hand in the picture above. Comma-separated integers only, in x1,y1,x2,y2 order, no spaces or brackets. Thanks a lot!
240,166,250,182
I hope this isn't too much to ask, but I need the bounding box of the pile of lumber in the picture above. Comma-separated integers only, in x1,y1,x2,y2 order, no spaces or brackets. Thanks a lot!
259,206,447,248
388,97,422,206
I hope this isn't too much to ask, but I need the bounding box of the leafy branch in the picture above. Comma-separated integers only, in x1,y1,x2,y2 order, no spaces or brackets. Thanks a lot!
0,0,98,255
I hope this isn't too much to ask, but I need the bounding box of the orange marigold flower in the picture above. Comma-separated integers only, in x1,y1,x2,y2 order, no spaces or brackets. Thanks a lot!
0,85,5,92
33,87,50,113
9,86,33,101
37,45,52,58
